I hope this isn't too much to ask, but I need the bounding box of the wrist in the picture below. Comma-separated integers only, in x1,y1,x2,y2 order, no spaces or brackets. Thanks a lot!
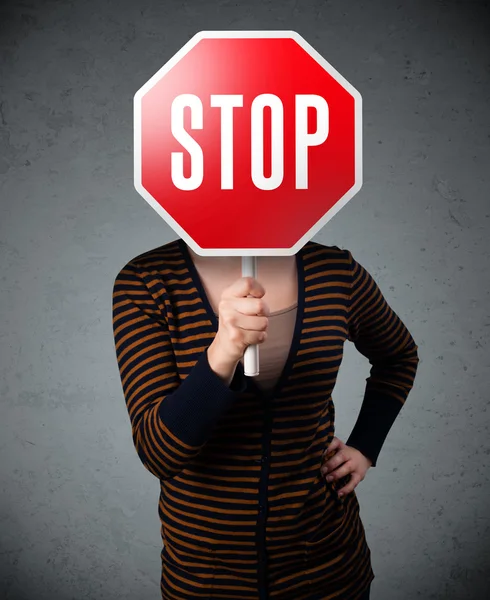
207,339,239,386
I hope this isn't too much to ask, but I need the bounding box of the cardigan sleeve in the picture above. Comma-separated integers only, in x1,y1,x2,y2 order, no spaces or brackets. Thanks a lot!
345,250,419,467
111,260,247,481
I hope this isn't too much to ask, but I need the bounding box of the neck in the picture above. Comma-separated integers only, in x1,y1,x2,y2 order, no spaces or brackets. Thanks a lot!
186,244,297,274
187,246,241,265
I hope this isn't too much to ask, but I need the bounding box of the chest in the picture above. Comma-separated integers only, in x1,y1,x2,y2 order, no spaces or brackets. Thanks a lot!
193,257,299,314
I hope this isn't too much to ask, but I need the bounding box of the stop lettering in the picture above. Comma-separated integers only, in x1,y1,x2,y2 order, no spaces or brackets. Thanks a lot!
170,93,329,191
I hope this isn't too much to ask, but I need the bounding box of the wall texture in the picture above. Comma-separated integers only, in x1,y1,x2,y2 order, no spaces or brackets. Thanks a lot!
0,0,489,598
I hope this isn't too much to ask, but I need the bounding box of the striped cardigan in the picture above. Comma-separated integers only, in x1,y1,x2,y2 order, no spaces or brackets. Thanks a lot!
111,238,419,600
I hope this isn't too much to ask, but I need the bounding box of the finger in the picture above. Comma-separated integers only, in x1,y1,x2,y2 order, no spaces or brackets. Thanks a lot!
322,436,342,459
226,312,269,332
337,472,362,497
323,460,353,481
222,296,270,317
323,451,348,473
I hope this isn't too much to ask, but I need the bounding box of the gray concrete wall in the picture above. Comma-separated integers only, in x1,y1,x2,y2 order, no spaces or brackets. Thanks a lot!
1,0,489,598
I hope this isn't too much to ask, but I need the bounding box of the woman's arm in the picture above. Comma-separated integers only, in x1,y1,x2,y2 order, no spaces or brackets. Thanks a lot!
111,260,247,481
345,250,420,467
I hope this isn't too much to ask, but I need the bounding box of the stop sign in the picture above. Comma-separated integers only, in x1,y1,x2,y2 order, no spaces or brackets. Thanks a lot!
134,31,362,256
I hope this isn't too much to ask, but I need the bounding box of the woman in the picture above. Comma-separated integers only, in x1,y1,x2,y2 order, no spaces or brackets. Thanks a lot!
112,237,419,600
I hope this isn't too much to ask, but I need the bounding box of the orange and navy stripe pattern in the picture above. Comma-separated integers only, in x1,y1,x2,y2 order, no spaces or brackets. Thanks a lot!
112,239,419,600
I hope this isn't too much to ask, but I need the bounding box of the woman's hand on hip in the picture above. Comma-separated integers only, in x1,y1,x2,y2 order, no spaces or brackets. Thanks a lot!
321,436,372,497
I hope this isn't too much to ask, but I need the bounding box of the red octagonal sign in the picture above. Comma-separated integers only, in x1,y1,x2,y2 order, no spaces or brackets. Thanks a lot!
134,31,362,256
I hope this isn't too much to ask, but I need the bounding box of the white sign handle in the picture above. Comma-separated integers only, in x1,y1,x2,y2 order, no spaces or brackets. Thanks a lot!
242,256,259,376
